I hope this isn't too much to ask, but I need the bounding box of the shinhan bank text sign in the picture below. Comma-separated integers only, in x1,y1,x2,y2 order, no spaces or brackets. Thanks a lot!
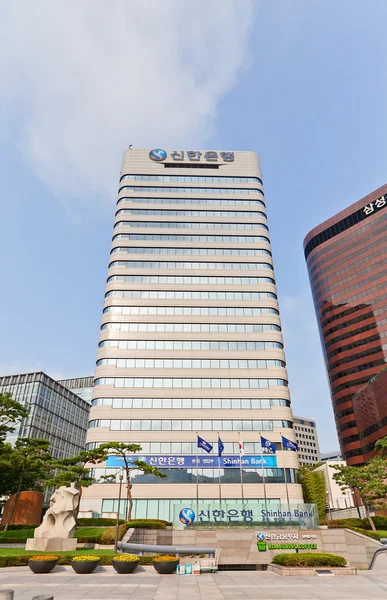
149,148,234,163
106,454,277,469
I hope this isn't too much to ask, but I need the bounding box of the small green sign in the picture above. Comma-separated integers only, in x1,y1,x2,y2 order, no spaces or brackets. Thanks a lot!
257,541,267,552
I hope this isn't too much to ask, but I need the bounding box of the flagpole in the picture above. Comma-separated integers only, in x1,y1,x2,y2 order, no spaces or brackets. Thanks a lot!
196,431,199,515
217,432,222,508
238,432,245,505
259,433,268,522
282,433,291,522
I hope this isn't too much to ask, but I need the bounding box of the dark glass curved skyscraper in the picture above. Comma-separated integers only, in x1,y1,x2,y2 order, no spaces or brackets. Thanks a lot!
304,184,387,465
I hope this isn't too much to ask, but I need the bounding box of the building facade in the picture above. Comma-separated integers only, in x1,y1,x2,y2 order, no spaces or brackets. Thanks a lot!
352,366,387,462
293,416,320,466
58,375,94,404
81,148,302,521
304,184,387,464
321,451,342,462
0,371,90,459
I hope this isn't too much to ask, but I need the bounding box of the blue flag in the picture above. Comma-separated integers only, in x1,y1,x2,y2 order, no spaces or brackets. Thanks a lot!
281,435,299,452
197,435,213,453
260,435,276,454
218,436,224,457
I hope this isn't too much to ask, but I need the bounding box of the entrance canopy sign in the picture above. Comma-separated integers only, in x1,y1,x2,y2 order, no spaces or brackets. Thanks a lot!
106,454,277,469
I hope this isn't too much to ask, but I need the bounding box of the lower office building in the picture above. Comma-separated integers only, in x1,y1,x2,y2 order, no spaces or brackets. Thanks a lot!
293,416,321,466
0,371,90,459
81,148,303,524
58,375,94,404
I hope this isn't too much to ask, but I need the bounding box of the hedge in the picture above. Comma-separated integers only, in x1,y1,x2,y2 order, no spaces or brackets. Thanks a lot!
328,516,387,531
126,520,166,529
99,523,129,544
0,524,38,531
0,553,156,568
76,518,125,527
272,553,347,568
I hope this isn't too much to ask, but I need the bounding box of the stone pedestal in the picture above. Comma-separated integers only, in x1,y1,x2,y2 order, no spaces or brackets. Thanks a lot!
26,537,77,552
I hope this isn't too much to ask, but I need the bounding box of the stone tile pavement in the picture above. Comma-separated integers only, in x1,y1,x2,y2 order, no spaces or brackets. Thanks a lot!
1,566,387,599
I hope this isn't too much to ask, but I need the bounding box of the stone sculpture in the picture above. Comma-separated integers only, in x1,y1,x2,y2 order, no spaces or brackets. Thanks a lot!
25,484,80,552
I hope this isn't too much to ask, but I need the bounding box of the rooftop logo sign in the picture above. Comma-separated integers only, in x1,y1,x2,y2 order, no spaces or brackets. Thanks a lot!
149,149,234,163
149,148,167,162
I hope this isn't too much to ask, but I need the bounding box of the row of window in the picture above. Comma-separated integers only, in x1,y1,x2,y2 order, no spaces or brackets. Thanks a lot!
101,323,281,333
330,358,385,384
88,418,293,431
324,310,375,336
98,340,283,351
94,377,288,389
120,174,263,184
102,306,279,316
310,233,386,286
330,344,385,371
105,290,277,300
314,255,387,303
107,275,275,285
92,468,297,485
112,233,270,243
116,209,266,218
96,358,286,369
109,260,273,271
317,269,387,309
322,296,383,328
114,221,269,231
111,246,271,257
90,397,290,410
116,197,266,207
86,441,282,453
119,186,263,195
327,332,385,360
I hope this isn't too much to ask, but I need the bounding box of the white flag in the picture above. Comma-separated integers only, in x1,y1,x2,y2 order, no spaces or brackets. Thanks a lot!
239,439,245,456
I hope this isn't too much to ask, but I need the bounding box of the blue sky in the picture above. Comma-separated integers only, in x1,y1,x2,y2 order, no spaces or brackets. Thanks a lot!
1,0,386,451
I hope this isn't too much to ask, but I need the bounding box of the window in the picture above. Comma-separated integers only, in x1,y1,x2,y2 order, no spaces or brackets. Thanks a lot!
101,322,281,333
112,233,270,243
96,358,286,369
102,306,279,317
119,186,263,195
108,260,273,271
105,290,277,300
114,221,269,231
88,418,292,431
116,208,266,219
107,275,275,285
111,247,271,257
94,377,288,389
117,197,266,207
99,339,283,350
120,174,263,184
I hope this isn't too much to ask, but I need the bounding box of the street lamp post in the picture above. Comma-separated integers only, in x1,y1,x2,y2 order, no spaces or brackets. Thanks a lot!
326,490,332,521
114,469,124,553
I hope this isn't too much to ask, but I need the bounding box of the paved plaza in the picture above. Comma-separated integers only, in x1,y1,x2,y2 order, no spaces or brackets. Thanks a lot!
1,566,387,600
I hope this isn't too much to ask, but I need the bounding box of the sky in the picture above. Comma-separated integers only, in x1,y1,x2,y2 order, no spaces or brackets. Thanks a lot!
1,0,387,452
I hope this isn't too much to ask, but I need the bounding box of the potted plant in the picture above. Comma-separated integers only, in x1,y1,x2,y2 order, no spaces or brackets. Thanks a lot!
152,555,179,574
70,555,100,574
112,554,140,574
28,554,59,574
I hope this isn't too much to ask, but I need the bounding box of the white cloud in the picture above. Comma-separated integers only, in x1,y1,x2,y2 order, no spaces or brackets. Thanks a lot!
0,1,254,210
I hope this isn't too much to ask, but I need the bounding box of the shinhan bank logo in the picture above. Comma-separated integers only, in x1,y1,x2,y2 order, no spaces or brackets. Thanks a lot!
149,148,167,161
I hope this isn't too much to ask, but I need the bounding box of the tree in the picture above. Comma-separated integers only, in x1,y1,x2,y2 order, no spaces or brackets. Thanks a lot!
98,442,167,521
0,392,29,442
298,465,326,522
333,456,387,532
1,438,52,530
47,447,110,518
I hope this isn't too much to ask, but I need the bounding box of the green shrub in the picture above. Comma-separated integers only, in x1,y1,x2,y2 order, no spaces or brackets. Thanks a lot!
0,524,38,531
74,527,106,543
272,553,346,568
99,523,128,544
351,527,387,541
76,518,125,527
328,518,363,529
127,520,166,529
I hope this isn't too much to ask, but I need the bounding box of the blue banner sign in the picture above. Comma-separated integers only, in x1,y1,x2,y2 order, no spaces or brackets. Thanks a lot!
106,454,277,469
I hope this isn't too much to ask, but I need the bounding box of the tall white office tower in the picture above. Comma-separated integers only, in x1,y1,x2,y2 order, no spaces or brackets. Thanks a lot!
82,148,302,522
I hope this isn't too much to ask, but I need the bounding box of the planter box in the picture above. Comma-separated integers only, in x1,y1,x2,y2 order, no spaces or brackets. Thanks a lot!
268,564,357,577
153,560,179,574
28,559,58,574
71,560,99,574
112,559,139,574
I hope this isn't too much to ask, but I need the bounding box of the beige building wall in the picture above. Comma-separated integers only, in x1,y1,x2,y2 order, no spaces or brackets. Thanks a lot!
81,148,302,520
